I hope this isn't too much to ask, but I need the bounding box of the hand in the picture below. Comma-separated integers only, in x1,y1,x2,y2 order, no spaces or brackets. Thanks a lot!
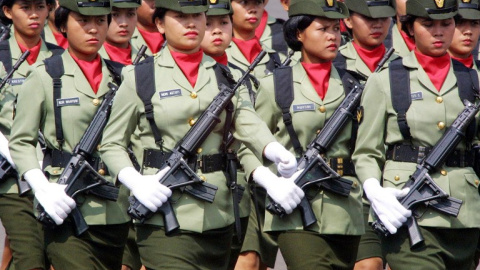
253,166,304,214
263,142,297,178
24,169,76,225
118,167,172,212
0,131,15,168
363,178,411,234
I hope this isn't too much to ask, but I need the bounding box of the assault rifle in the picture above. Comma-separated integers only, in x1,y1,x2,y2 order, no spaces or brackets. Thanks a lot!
266,48,395,228
37,83,121,235
0,51,31,195
132,45,147,65
371,101,477,248
128,51,268,234
0,23,10,43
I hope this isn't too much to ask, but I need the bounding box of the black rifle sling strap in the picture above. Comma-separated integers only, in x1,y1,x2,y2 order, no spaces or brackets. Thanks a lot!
0,40,12,73
390,58,479,142
213,63,236,153
45,42,65,57
228,62,256,104
44,55,65,149
104,59,124,86
338,68,361,154
269,19,288,55
273,65,302,156
332,52,347,71
266,52,281,74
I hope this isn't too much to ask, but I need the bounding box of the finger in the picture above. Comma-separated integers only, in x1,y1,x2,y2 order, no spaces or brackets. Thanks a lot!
64,197,76,209
159,185,172,197
50,213,64,226
378,215,397,234
294,187,305,199
283,204,293,214
140,199,158,212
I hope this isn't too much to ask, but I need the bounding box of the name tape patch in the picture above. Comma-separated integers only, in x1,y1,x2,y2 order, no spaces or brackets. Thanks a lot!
411,91,423,100
293,103,315,112
9,78,25,86
56,97,80,107
159,89,182,99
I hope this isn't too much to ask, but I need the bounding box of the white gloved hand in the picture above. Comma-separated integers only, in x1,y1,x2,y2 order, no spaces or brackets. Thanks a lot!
263,142,297,178
0,131,15,168
363,178,411,234
253,166,304,214
24,168,76,225
118,166,172,212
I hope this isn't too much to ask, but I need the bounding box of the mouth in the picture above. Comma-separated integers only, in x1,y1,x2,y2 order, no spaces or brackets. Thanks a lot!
327,44,338,50
213,38,223,45
118,30,129,36
370,32,382,38
184,31,198,38
462,39,473,46
433,41,444,48
247,17,258,23
29,22,40,29
87,38,99,44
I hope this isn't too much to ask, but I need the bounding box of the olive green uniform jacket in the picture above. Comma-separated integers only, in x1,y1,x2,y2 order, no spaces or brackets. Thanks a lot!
130,27,160,57
99,49,276,233
259,14,288,54
9,51,130,225
42,24,59,47
0,35,61,194
392,23,411,57
353,50,480,228
241,62,364,235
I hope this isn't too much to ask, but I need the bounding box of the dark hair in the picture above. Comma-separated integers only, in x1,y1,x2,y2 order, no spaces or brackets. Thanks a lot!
152,7,167,24
283,15,316,51
0,0,54,24
400,14,416,39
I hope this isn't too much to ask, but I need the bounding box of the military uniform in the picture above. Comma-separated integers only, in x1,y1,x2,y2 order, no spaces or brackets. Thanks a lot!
130,27,162,57
258,12,289,55
9,1,130,269
391,22,413,57
353,1,480,269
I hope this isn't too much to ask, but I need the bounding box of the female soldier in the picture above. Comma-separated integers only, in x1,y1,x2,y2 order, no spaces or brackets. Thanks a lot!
246,0,364,269
98,0,302,269
130,0,163,56
99,0,141,65
353,0,480,269
9,0,131,269
43,0,68,49
0,0,63,269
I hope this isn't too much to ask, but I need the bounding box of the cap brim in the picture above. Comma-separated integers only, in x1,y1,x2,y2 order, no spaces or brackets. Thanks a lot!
289,1,349,19
78,7,111,16
324,2,349,19
458,9,480,20
206,9,231,16
368,6,396,18
179,6,209,14
113,3,141,8
426,10,458,20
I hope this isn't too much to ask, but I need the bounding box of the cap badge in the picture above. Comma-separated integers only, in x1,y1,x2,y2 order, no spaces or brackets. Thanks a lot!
461,0,471,3
326,0,334,7
209,0,218,3
434,0,445,8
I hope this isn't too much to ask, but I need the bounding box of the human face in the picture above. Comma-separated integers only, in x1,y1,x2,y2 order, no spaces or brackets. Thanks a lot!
106,7,137,48
137,0,155,29
231,0,264,39
201,15,232,57
63,11,108,61
298,17,341,63
408,17,455,57
156,10,206,54
3,0,48,39
395,0,407,17
448,19,480,59
344,13,391,50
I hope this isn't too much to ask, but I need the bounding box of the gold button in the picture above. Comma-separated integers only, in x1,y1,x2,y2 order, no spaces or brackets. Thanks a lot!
189,118,196,126
200,175,206,181
190,92,197,99
197,148,202,154
440,170,447,176
475,179,479,186
316,130,321,135
437,121,446,130
436,97,443,103
97,145,101,151
53,170,58,174
352,181,358,188
98,169,105,176
92,98,100,106
394,175,400,181
153,53,157,57
319,106,326,113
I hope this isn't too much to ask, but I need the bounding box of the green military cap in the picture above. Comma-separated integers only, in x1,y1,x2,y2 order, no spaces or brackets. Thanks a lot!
457,0,480,20
344,0,395,18
112,0,142,8
289,0,349,19
155,0,208,13
406,0,458,20
58,0,112,16
206,0,232,16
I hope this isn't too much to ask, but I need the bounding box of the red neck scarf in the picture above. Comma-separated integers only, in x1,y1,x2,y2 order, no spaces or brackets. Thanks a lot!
137,27,164,54
301,62,332,100
352,42,386,72
211,53,228,66
104,42,132,65
399,29,416,51
232,37,262,64
452,55,473,68
71,53,103,94
255,11,269,39
170,49,203,88
52,31,68,49
414,50,451,92
18,40,42,65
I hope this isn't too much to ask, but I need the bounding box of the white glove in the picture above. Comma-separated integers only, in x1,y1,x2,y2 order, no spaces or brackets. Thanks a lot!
118,166,172,212
24,168,76,225
263,142,297,178
253,166,304,214
363,178,411,234
0,131,15,168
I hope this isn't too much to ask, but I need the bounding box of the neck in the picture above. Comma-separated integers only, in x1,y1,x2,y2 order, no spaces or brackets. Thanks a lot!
14,31,40,49
448,50,471,59
233,28,255,41
137,22,158,33
106,39,129,49
68,48,97,62
301,51,331,64
353,40,382,51
168,44,200,55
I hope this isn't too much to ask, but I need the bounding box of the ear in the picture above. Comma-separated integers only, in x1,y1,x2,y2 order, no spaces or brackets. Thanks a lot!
296,29,304,43
407,22,414,37
155,17,165,34
343,18,353,29
2,6,12,20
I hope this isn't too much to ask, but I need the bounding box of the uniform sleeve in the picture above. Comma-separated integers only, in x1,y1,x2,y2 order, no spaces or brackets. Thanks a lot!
99,67,140,179
9,68,45,175
352,72,388,183
0,64,14,137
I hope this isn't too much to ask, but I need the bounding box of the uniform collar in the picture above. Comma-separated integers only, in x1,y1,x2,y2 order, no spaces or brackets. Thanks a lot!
9,35,52,77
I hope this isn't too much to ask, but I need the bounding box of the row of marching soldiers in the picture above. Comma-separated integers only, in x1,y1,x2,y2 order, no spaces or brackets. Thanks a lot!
0,0,480,269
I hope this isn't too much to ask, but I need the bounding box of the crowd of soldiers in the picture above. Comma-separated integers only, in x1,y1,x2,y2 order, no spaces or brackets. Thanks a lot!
0,0,480,269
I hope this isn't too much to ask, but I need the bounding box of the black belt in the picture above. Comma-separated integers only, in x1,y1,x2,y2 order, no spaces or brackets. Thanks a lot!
386,144,475,167
328,157,356,176
143,149,242,173
43,148,109,176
